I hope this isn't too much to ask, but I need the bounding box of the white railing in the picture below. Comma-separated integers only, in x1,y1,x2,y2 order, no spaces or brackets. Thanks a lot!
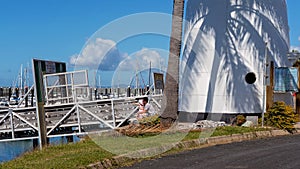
0,94,162,142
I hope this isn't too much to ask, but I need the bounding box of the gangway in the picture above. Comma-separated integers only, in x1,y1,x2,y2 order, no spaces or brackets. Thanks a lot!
0,66,163,142
0,94,162,142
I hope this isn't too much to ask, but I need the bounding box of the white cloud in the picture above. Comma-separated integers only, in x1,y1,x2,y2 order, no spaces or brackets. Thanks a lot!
70,38,125,70
298,36,300,41
111,48,168,88
118,48,167,71
69,37,167,73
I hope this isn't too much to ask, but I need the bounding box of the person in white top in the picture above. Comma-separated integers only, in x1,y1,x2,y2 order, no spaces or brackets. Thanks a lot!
136,97,156,120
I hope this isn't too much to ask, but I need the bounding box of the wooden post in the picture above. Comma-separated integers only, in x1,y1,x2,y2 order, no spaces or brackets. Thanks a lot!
32,59,66,149
37,102,47,147
266,61,274,111
31,89,34,107
94,88,97,100
25,87,28,107
32,60,48,149
89,88,93,101
127,87,131,97
8,87,11,102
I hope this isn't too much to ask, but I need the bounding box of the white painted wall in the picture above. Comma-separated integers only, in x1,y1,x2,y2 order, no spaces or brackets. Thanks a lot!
180,0,290,114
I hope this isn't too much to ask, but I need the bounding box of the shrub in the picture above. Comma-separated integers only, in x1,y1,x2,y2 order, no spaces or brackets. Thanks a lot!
138,115,160,126
265,101,297,133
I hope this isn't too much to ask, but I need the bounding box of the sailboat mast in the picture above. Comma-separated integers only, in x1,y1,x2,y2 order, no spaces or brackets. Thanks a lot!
136,63,139,96
20,64,23,96
24,67,27,89
94,70,97,88
148,61,151,86
98,74,101,88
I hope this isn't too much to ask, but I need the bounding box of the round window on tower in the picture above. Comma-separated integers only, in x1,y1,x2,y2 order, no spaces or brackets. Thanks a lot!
245,72,256,84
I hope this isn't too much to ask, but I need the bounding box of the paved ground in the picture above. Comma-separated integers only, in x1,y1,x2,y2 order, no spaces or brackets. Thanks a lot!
120,134,300,169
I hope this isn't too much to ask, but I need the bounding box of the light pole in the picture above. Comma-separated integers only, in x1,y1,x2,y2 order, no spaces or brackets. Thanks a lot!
262,42,269,127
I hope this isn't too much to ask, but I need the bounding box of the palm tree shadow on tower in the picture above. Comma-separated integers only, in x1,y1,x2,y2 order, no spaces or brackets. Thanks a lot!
180,0,290,120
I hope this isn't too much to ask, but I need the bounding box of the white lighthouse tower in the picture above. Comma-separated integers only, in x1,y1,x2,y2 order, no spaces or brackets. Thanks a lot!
180,0,290,115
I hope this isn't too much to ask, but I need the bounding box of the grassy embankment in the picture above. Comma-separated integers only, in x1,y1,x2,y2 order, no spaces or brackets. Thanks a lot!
0,126,270,169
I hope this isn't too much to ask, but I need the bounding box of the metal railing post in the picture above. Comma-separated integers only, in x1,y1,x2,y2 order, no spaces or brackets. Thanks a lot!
9,109,15,139
111,100,116,128
76,104,82,133
65,74,70,103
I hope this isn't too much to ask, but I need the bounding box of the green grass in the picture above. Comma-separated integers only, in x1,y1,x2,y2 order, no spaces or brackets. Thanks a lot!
0,138,113,169
0,126,270,169
182,126,271,141
91,131,190,155
212,126,271,136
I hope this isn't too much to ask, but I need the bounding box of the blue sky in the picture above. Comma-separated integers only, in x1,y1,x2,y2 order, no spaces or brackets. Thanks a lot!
287,0,300,49
0,0,299,87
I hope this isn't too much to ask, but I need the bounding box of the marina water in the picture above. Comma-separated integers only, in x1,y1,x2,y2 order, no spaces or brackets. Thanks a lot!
0,136,80,163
